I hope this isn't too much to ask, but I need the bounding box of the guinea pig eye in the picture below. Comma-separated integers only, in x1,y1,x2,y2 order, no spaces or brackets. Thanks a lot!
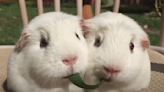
94,37,101,47
130,42,134,52
75,33,80,40
40,38,48,48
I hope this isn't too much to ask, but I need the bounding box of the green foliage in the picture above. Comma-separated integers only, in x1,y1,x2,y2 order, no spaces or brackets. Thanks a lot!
126,13,161,31
101,0,109,5
119,5,153,13
147,32,159,46
0,1,161,45
61,2,76,8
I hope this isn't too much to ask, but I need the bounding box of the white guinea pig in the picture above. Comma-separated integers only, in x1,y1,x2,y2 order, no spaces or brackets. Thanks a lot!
7,12,89,92
83,11,151,92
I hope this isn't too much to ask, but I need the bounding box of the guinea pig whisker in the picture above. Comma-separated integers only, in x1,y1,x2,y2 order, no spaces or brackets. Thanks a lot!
53,77,57,86
30,61,44,66
43,77,50,87
50,78,54,87
49,78,55,87
54,78,60,87
37,74,46,87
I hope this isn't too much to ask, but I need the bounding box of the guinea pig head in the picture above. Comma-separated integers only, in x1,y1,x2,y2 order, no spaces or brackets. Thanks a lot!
84,12,150,85
15,12,89,88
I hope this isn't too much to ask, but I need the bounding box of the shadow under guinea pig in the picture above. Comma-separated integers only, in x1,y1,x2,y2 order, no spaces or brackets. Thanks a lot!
3,79,14,92
151,62,164,73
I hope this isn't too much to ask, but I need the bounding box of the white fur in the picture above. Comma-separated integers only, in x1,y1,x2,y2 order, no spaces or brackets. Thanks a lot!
84,11,151,92
7,12,88,92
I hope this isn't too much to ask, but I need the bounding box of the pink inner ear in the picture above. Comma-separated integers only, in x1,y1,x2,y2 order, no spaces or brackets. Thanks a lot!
21,31,29,40
15,30,29,49
141,36,150,49
22,31,28,36
79,19,91,32
15,41,20,48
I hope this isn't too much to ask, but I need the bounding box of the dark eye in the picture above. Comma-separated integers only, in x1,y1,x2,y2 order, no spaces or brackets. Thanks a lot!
94,37,101,47
40,38,48,48
75,33,80,39
130,42,134,52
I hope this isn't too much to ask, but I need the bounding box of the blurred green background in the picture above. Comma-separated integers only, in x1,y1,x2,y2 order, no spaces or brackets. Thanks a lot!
0,0,163,45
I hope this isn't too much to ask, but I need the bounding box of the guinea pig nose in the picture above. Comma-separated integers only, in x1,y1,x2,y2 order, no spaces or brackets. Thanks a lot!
104,67,121,75
62,56,77,65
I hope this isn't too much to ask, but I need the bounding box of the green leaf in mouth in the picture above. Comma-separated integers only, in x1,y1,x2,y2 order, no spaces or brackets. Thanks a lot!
66,73,105,90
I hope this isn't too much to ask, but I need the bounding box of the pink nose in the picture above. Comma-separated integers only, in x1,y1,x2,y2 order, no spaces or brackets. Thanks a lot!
104,67,120,75
62,56,77,65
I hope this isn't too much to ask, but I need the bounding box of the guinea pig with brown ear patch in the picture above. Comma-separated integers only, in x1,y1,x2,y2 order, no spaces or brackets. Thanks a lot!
7,12,89,92
83,11,151,92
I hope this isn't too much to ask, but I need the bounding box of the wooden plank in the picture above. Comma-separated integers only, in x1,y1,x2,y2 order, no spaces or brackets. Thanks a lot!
113,0,120,13
76,0,82,17
54,0,60,12
159,6,164,47
0,0,34,1
18,0,29,27
37,0,43,15
95,0,101,15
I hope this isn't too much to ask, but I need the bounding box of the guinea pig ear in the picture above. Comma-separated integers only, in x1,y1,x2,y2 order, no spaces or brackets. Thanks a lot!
140,36,150,50
79,19,91,37
15,30,30,51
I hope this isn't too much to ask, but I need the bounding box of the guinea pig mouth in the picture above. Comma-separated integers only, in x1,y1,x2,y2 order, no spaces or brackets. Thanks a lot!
62,67,76,78
102,75,113,82
104,78,112,82
63,73,75,78
63,75,71,78
97,75,112,83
